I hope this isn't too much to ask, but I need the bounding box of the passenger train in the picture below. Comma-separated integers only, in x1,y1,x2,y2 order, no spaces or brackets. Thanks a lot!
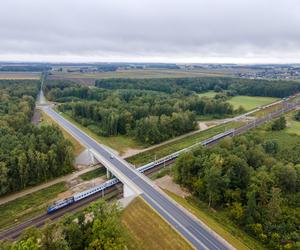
47,128,235,214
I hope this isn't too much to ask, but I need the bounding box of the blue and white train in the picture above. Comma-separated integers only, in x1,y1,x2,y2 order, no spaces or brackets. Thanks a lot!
47,128,235,214
47,178,120,213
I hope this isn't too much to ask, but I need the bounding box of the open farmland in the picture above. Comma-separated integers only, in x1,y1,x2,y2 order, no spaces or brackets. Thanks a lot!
0,72,41,79
48,68,234,85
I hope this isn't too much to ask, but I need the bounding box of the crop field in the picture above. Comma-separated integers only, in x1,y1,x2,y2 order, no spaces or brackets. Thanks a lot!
48,68,234,83
227,96,278,111
126,121,244,166
0,183,67,232
121,197,192,250
0,72,41,79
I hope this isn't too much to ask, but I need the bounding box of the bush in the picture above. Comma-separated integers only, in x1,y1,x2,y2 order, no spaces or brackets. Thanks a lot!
271,117,286,131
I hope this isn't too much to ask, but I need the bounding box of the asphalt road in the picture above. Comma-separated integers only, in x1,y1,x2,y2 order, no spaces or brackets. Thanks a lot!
42,106,231,250
3,93,297,247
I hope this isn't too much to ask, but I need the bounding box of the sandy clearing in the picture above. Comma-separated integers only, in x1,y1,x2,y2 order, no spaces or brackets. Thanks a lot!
155,175,189,198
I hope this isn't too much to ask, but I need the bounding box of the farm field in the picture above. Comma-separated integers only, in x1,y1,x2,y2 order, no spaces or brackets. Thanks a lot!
126,121,243,166
48,68,234,82
0,72,41,79
165,190,264,250
121,197,192,250
227,95,278,111
0,183,67,232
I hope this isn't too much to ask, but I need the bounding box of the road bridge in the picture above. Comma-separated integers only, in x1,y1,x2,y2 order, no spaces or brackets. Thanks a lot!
41,104,233,250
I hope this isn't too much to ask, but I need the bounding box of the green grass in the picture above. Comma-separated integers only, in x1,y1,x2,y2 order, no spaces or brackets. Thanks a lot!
285,111,300,135
228,96,278,111
0,183,67,232
150,166,173,180
58,111,144,154
126,121,243,166
121,197,192,250
79,167,106,181
198,91,217,98
165,190,264,250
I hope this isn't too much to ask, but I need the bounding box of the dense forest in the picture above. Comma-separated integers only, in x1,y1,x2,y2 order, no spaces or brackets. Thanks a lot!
0,201,129,250
44,80,235,144
0,80,74,196
174,129,300,249
96,77,300,98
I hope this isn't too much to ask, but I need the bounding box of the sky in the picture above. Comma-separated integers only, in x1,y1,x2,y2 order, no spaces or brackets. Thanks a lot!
0,0,299,64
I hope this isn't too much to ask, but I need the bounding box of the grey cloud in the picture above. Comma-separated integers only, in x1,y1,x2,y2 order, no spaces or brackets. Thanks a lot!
0,0,299,62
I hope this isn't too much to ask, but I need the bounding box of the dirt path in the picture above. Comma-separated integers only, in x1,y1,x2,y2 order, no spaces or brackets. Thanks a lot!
155,175,189,198
0,165,101,206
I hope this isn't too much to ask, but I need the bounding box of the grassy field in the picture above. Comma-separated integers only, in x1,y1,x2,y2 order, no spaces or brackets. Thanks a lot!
228,96,278,111
198,91,217,98
58,111,144,154
121,197,192,250
126,121,243,166
252,102,283,118
40,110,85,156
285,111,300,135
197,91,278,111
165,190,264,250
79,167,106,181
0,72,41,79
0,183,67,232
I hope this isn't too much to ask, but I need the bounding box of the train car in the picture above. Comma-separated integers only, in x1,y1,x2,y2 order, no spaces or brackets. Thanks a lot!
74,178,119,202
47,197,74,214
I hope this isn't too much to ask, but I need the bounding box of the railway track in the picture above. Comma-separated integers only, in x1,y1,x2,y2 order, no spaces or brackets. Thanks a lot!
1,99,299,241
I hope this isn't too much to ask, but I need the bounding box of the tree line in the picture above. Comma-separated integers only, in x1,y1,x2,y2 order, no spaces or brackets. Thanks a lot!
96,77,300,98
0,200,129,250
0,80,74,196
174,131,300,249
50,82,235,144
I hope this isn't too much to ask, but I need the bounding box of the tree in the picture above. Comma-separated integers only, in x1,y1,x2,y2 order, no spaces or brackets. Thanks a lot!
0,162,8,195
41,222,69,250
266,187,282,223
10,237,39,250
262,140,279,154
204,158,228,207
229,202,244,223
271,117,286,131
294,111,300,121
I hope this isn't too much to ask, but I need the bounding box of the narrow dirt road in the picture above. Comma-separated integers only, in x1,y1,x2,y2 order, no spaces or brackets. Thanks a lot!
0,165,100,206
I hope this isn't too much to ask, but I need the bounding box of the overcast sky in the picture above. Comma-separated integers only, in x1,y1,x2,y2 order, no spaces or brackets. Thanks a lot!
0,0,299,63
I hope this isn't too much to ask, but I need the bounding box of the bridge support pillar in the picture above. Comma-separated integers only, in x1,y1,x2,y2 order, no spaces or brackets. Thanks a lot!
89,149,96,165
123,184,136,198
106,168,111,179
